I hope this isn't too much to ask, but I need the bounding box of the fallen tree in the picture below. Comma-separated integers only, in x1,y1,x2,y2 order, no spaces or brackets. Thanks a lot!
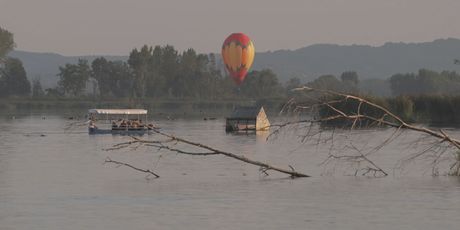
104,87,460,178
105,129,309,179
272,86,460,176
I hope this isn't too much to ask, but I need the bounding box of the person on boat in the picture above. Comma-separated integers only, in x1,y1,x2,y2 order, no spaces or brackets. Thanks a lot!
120,120,127,128
131,121,138,129
138,119,145,128
89,120,97,129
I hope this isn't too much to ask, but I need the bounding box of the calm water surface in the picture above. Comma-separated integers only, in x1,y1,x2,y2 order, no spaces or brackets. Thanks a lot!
0,113,459,230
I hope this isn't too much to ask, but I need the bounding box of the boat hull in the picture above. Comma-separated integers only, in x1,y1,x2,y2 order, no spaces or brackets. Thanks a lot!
88,127,150,135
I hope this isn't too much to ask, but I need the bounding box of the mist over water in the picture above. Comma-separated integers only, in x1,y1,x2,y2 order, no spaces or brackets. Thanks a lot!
0,112,459,230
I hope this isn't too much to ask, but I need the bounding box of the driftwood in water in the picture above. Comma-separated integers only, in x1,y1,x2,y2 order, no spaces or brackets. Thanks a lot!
104,157,160,178
273,86,460,176
105,130,309,179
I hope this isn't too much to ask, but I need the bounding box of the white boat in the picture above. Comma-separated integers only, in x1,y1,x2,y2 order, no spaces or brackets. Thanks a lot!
87,109,155,135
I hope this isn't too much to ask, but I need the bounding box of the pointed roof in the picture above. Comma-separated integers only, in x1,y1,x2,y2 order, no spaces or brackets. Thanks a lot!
228,106,263,119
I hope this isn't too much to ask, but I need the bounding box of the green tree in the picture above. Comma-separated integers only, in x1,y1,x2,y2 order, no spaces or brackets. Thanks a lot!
91,57,111,97
417,69,439,94
57,59,91,97
339,71,359,93
219,75,239,99
108,61,133,98
144,45,165,98
359,79,391,97
241,69,283,99
0,58,31,97
45,87,64,97
160,45,179,98
307,74,342,91
389,73,416,95
340,71,359,85
91,57,134,98
32,77,44,97
206,53,223,100
0,27,15,61
128,45,153,98
175,49,213,98
389,69,460,96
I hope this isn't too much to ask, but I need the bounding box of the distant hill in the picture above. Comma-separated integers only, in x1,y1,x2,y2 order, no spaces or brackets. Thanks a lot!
252,38,460,82
9,38,460,88
8,51,126,88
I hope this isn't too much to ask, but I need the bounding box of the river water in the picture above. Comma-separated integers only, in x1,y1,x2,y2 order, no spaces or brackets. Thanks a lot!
0,113,459,230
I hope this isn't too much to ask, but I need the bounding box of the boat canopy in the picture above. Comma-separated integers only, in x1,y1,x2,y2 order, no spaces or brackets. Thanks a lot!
88,109,148,115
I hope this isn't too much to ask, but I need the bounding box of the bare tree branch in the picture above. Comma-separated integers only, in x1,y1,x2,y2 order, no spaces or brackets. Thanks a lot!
273,86,460,176
104,157,160,178
107,130,310,178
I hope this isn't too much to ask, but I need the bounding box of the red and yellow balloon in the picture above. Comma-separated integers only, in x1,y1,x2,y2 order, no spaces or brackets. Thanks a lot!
221,33,255,85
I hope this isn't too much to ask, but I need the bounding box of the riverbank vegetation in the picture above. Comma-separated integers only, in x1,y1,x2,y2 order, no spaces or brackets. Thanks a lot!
278,87,460,176
315,94,460,126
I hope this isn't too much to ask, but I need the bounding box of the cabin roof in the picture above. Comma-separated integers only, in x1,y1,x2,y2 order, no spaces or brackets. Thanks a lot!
88,109,147,115
228,106,263,119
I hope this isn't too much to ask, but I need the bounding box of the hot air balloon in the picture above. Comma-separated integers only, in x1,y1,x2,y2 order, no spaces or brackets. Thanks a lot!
221,33,255,85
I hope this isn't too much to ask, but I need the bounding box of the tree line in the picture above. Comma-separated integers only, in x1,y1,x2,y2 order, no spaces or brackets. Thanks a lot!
389,69,460,96
308,69,460,125
1,26,287,100
3,25,460,102
0,27,358,101
0,27,31,97
52,45,286,100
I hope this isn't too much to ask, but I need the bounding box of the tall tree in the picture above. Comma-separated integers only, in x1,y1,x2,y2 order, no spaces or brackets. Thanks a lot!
206,53,223,100
107,61,133,98
241,69,283,99
0,27,15,62
91,57,111,97
128,45,152,98
57,59,91,97
0,58,30,97
176,48,200,98
32,77,44,97
307,74,342,91
389,69,460,96
340,71,359,93
340,71,359,85
91,57,133,98
156,45,178,98
145,45,166,98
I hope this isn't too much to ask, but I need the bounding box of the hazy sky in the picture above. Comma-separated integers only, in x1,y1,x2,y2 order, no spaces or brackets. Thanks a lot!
1,0,459,56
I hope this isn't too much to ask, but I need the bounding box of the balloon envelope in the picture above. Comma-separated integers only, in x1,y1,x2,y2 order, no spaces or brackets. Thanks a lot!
221,33,255,85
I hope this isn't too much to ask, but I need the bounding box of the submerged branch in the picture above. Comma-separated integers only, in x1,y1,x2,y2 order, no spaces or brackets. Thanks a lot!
152,129,309,178
107,130,309,179
104,157,160,178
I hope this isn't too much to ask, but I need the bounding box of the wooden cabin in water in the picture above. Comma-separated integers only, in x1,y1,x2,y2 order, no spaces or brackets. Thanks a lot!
225,106,270,132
